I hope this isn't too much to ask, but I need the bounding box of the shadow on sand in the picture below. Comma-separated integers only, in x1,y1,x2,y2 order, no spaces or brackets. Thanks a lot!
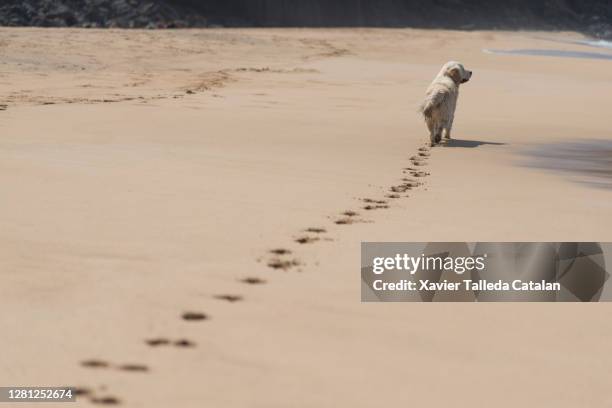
521,139,612,190
443,139,506,148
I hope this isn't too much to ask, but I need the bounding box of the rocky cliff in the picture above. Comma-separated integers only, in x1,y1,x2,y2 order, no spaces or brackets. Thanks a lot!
1,0,611,38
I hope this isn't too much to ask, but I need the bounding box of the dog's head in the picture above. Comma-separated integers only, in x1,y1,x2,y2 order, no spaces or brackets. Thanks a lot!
441,61,472,85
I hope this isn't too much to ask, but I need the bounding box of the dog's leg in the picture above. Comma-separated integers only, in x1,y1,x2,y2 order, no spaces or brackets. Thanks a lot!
430,126,442,146
426,118,437,147
429,131,437,147
434,126,442,144
444,116,454,139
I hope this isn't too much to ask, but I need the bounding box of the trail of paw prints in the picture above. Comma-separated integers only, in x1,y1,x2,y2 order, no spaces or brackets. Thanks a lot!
347,144,432,214
253,143,433,283
76,309,211,402
388,144,431,195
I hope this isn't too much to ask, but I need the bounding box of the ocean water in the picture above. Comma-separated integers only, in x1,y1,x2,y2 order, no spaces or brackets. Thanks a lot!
484,36,612,60
532,36,612,50
522,140,612,189
483,48,612,60
580,39,612,49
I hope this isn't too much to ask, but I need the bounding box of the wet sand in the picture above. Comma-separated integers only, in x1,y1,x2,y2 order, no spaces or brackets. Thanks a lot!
1,28,612,406
485,47,612,60
523,140,612,189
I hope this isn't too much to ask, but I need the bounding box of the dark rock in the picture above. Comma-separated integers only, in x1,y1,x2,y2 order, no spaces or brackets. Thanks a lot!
0,0,207,28
0,0,611,39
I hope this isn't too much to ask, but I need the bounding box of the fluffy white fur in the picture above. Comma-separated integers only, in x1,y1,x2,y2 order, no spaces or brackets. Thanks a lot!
420,61,472,146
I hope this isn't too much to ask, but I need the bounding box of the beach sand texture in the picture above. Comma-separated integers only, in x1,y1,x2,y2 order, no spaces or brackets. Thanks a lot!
1,28,612,406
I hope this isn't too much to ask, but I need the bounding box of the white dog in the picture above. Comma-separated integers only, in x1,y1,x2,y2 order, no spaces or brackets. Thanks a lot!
420,61,472,146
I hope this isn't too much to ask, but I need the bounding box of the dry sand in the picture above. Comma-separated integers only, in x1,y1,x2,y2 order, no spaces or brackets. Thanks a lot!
1,28,612,407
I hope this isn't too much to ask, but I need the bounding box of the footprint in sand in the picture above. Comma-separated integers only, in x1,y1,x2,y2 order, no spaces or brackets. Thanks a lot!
268,258,301,270
146,338,196,348
81,360,110,369
305,227,327,234
386,194,401,199
145,338,171,347
81,360,149,374
410,171,430,178
269,248,292,255
411,161,428,167
174,339,196,348
390,185,411,193
419,147,430,152
294,236,319,244
182,312,208,321
410,155,429,164
118,364,149,373
214,294,243,303
90,396,121,405
364,204,389,211
390,177,422,192
335,218,356,225
241,277,266,285
73,387,93,397
362,198,387,205
335,209,363,224
401,179,421,187
419,151,431,157
74,386,121,405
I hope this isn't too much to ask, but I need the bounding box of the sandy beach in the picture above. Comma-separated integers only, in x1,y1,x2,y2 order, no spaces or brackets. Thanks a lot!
1,27,612,406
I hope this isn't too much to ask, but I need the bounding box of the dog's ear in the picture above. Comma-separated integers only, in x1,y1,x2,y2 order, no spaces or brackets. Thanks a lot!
447,67,462,84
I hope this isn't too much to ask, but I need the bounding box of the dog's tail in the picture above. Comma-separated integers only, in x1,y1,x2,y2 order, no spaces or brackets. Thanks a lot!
419,90,445,118
418,101,431,117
